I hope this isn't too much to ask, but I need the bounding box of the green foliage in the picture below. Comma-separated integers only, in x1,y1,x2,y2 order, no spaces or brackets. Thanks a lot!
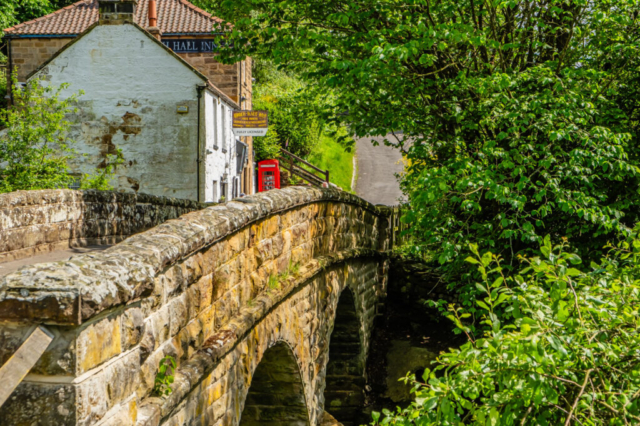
248,60,355,188
252,59,325,159
253,126,281,162
267,274,280,290
0,64,7,111
308,133,354,191
0,77,81,193
375,236,640,425
0,0,76,37
153,355,176,397
288,260,300,276
80,149,125,190
267,262,300,291
209,0,640,282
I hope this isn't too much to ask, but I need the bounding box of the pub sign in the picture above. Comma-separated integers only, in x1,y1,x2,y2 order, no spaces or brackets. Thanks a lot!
232,111,269,137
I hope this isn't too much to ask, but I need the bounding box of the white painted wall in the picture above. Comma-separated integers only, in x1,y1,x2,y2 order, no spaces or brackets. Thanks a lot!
203,91,240,203
33,23,221,200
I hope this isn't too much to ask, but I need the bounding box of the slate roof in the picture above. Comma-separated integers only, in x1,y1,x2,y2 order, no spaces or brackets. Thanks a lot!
4,0,223,36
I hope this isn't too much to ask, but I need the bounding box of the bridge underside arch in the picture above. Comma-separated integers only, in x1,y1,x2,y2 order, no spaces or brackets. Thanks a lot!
240,342,310,426
324,288,365,426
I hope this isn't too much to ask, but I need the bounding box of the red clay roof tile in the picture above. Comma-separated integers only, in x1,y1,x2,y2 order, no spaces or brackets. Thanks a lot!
4,0,223,36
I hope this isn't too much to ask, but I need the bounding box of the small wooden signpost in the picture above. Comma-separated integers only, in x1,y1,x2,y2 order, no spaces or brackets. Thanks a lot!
0,326,54,408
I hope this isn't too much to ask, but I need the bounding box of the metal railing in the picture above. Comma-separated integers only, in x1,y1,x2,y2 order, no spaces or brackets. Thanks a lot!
279,148,330,187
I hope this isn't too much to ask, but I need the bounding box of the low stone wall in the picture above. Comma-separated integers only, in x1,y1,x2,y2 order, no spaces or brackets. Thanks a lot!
0,187,391,426
0,189,203,263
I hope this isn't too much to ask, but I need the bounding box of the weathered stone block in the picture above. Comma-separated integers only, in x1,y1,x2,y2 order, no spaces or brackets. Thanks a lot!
122,307,145,351
168,295,188,337
0,381,76,425
76,312,122,375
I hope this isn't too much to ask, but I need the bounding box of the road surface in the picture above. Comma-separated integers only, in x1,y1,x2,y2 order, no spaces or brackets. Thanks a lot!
355,135,405,206
0,245,111,278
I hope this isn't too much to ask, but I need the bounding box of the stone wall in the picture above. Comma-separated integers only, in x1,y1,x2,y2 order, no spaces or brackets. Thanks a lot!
0,189,202,263
177,53,248,103
9,37,74,82
0,187,391,426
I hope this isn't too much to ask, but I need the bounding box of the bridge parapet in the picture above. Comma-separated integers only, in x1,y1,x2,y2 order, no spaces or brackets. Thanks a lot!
0,187,392,426
0,189,203,263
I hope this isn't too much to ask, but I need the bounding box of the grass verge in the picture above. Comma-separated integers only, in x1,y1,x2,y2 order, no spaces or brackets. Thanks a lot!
307,134,355,192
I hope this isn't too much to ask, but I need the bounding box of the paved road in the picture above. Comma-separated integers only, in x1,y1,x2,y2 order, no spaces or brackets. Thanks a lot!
355,135,405,206
0,245,112,278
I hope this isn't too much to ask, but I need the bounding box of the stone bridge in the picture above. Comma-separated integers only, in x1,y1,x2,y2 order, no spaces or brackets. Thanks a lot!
0,187,393,426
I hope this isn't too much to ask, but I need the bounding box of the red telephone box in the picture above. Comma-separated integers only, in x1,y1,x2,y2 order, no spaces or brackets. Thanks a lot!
258,159,281,192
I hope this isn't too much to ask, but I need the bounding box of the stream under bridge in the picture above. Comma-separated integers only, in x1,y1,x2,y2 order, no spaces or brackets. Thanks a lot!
0,187,396,426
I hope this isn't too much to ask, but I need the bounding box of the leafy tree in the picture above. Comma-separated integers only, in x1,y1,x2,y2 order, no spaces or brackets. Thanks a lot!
252,60,321,157
1,0,77,109
253,127,281,162
1,0,76,35
0,77,81,192
208,0,640,281
374,236,640,425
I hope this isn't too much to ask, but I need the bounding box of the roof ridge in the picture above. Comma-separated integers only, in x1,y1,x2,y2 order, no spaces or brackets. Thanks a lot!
3,0,93,33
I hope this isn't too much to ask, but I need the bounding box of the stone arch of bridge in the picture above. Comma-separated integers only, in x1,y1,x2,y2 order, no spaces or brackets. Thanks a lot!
0,187,392,426
324,287,365,426
239,341,311,426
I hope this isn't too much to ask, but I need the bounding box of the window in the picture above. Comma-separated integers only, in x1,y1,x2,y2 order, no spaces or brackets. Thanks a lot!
212,101,218,150
68,175,81,190
220,178,227,201
212,180,218,202
221,105,227,152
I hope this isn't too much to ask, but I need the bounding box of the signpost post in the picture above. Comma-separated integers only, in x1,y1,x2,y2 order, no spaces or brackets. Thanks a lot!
232,110,269,137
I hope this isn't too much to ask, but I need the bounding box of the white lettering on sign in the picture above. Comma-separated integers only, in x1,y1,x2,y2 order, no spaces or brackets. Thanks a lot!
232,128,269,137
161,39,220,53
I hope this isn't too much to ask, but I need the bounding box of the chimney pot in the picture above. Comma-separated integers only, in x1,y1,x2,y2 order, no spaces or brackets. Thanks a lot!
147,0,162,40
148,0,158,27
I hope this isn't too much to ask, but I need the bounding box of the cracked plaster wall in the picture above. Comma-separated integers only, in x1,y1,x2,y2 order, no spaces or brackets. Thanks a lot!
32,23,238,201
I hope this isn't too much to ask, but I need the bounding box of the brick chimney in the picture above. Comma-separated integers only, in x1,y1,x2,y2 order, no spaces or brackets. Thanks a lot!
98,0,138,23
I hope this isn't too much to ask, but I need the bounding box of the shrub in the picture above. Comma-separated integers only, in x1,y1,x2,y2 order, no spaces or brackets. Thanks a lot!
252,60,324,159
0,77,82,192
80,148,124,190
253,126,281,162
374,235,640,425
401,64,640,283
153,355,176,396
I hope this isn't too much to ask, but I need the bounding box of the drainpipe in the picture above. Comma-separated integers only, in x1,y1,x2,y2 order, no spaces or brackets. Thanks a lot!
196,84,206,203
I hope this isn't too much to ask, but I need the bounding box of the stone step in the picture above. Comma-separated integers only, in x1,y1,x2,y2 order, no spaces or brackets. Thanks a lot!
325,374,365,390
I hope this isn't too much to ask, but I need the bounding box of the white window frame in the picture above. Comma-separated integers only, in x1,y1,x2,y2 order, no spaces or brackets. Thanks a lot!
221,105,228,152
